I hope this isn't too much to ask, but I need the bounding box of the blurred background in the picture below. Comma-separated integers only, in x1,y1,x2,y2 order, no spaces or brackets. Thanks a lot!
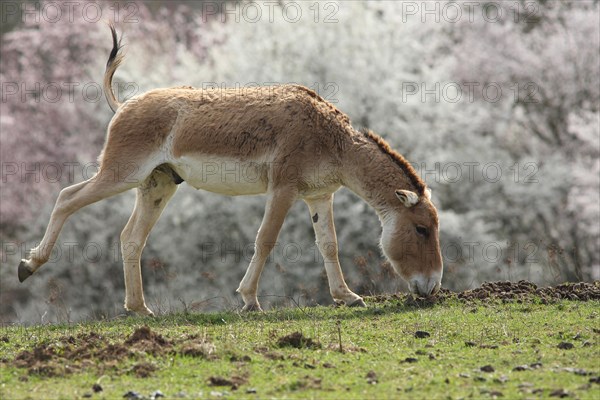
1,0,598,324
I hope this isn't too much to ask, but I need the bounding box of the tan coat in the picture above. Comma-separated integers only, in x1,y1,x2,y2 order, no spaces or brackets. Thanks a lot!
18,24,443,315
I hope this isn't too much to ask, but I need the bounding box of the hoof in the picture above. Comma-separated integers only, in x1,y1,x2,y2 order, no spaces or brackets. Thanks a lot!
139,308,155,317
242,303,263,312
18,260,33,282
125,304,155,317
348,298,367,308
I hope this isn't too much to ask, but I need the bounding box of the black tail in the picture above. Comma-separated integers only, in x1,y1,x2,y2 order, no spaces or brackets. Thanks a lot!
104,22,124,112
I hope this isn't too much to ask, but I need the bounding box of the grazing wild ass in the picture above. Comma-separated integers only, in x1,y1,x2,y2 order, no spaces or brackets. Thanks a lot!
18,25,443,315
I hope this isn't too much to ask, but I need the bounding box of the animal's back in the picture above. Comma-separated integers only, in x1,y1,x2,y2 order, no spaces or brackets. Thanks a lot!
171,84,352,159
102,84,355,195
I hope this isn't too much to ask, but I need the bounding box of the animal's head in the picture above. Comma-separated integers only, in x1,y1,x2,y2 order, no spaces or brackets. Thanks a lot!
380,187,442,296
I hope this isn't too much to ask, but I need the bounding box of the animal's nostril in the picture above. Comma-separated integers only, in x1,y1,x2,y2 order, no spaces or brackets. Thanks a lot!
409,280,421,295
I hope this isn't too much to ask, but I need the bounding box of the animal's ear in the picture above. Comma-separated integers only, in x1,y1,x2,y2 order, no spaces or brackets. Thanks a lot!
395,189,419,208
424,187,432,200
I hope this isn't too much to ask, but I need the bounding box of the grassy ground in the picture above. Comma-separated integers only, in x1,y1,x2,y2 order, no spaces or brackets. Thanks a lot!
0,295,599,399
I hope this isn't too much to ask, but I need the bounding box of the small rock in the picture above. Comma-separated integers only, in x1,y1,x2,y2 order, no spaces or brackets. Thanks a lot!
459,373,470,378
366,370,378,384
465,341,477,347
530,362,543,369
480,365,495,373
230,355,252,362
590,376,600,384
564,367,590,376
475,376,487,382
404,357,418,363
304,363,316,369
83,394,92,399
518,382,534,389
549,389,569,398
322,362,335,369
92,384,103,393
494,375,508,384
209,376,234,387
480,344,499,349
489,391,503,397
557,342,574,350
513,365,530,371
123,392,142,399
151,390,165,399
415,331,431,339
246,388,257,394
578,383,592,390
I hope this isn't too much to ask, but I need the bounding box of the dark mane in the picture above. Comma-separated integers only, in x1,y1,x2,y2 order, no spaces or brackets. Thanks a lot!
361,129,426,195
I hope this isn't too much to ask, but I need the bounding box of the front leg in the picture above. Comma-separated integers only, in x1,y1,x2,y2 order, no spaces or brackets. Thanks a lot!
237,187,297,311
304,194,366,307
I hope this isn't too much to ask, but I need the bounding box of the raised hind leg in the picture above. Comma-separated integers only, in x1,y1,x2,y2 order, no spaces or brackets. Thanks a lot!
236,187,297,311
304,194,365,307
18,168,143,281
120,168,178,316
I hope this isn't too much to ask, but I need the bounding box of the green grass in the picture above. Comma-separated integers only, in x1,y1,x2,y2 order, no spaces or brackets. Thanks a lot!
1,297,599,399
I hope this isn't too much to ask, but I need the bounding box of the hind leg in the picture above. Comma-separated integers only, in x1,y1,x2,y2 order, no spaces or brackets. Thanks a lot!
18,168,143,281
120,169,177,316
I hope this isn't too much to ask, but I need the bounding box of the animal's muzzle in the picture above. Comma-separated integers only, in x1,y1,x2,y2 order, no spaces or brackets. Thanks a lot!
409,274,442,296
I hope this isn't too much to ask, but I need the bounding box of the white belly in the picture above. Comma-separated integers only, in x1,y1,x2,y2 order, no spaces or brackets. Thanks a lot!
172,156,268,196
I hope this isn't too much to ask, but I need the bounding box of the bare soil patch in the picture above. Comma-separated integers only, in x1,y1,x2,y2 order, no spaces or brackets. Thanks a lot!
208,374,248,390
370,280,600,306
6,326,214,378
277,332,321,349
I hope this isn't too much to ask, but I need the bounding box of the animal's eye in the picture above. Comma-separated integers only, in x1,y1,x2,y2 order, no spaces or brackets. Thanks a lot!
416,225,429,237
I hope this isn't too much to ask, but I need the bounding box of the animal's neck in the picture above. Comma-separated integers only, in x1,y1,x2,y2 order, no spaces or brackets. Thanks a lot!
340,134,417,219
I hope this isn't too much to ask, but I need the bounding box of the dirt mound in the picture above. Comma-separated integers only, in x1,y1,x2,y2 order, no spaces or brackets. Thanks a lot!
180,340,216,359
208,375,248,390
14,346,60,376
277,332,321,349
125,326,172,356
126,326,169,346
132,362,158,378
457,281,600,302
370,280,600,306
9,326,190,377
